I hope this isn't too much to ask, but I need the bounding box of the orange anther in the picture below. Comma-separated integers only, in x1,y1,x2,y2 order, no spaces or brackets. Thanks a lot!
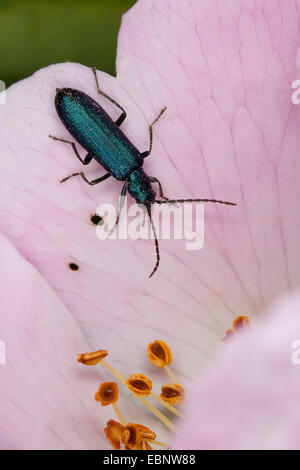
126,374,152,397
147,340,172,368
95,382,119,406
121,423,156,450
77,349,108,366
161,383,184,405
233,315,250,330
223,315,250,341
104,419,124,450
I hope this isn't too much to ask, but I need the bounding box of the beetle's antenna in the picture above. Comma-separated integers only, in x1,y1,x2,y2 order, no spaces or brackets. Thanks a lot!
147,205,160,278
155,198,236,206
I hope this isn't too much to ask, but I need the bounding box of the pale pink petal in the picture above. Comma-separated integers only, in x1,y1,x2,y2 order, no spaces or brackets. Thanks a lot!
174,292,300,450
0,233,167,449
0,428,17,450
0,0,299,447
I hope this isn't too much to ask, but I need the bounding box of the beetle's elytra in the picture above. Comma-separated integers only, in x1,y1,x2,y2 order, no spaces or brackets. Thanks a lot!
50,66,236,277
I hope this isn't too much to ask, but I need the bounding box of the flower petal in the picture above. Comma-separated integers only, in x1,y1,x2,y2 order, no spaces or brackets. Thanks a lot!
174,292,300,450
0,0,300,385
0,233,169,448
0,233,111,449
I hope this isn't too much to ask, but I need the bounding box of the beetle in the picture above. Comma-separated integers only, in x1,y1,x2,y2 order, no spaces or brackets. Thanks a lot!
50,66,236,277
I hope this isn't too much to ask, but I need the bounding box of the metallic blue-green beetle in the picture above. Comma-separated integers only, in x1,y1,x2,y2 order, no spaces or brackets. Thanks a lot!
50,66,236,277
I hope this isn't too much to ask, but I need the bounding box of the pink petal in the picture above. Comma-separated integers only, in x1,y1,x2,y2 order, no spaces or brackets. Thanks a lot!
0,233,169,448
0,0,300,448
0,233,162,449
0,428,17,450
174,292,300,450
0,0,299,377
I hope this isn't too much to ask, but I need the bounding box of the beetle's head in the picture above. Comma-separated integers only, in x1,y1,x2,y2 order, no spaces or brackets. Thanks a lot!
127,169,156,206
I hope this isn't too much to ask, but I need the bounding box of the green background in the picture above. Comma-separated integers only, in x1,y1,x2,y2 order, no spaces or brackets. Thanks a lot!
0,0,137,87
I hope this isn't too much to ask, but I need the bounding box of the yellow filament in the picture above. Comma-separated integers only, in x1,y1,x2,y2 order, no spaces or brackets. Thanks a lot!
99,359,177,432
164,365,179,383
112,402,126,427
150,391,182,417
143,438,168,449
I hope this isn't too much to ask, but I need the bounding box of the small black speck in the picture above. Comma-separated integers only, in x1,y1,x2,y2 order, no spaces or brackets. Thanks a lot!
69,262,79,271
91,214,104,226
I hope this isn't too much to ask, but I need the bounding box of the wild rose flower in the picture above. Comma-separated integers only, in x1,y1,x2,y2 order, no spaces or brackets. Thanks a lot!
0,0,300,449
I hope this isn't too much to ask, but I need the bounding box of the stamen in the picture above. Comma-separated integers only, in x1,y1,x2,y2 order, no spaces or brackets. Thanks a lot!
112,403,126,427
126,373,182,417
121,423,156,450
95,382,126,426
104,420,168,450
161,383,185,405
95,381,118,406
102,362,178,431
78,350,177,431
150,391,182,417
138,396,177,432
126,373,152,398
142,442,153,450
147,340,172,368
143,439,169,449
164,365,179,383
223,315,250,341
224,329,234,340
77,349,108,366
104,419,125,450
233,315,250,329
100,358,125,383
147,340,180,384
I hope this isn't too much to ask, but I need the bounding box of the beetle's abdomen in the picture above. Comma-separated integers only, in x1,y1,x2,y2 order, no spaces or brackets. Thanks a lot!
55,88,143,180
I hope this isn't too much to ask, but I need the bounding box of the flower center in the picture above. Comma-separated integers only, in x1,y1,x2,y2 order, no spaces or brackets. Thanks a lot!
77,315,250,450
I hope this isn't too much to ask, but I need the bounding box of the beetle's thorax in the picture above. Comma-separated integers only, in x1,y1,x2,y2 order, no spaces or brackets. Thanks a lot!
127,169,156,205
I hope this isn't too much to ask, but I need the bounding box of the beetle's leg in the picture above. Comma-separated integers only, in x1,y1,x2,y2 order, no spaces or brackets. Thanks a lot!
141,106,167,158
141,208,147,227
49,135,93,165
60,171,111,185
91,66,127,126
109,183,128,235
149,176,169,201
